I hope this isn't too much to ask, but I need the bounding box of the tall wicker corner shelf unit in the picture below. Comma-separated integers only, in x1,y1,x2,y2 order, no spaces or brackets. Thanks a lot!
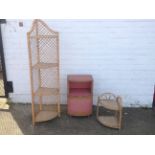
27,19,61,125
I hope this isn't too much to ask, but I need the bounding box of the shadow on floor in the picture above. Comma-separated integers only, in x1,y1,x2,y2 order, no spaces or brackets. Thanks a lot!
1,104,155,135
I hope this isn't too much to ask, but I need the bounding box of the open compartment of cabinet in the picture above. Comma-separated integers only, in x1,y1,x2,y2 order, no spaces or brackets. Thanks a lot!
67,75,93,116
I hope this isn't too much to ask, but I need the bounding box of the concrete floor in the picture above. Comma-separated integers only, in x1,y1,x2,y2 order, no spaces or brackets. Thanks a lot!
0,104,155,135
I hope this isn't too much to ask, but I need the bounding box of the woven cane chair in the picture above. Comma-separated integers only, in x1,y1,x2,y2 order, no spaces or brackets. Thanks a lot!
96,93,123,129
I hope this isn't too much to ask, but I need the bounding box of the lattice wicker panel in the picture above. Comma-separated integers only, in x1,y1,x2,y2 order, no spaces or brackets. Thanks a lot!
32,69,39,92
40,67,59,88
27,19,60,125
30,38,37,66
39,37,57,63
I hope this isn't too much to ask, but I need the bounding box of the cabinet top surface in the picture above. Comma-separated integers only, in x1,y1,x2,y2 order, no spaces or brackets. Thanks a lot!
68,74,93,82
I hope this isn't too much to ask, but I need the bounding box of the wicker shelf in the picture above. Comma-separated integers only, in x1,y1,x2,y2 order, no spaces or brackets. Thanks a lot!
96,93,123,129
34,87,59,96
97,116,119,129
32,63,58,69
28,19,61,125
100,100,120,111
35,111,58,122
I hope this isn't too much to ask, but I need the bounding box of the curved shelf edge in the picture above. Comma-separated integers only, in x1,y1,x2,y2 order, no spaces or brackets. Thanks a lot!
35,110,58,123
97,116,120,129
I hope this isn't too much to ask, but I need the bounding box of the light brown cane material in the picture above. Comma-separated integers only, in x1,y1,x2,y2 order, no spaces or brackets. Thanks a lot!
96,93,123,129
27,19,61,125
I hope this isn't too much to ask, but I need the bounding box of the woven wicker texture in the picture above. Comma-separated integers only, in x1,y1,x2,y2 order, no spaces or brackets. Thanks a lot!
97,93,123,129
0,111,23,135
27,19,60,125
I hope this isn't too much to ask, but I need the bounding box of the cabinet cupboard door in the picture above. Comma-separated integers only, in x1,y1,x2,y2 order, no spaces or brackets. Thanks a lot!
68,97,92,116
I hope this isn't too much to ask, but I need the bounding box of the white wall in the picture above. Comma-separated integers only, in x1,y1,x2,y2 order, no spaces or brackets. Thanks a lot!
1,19,155,107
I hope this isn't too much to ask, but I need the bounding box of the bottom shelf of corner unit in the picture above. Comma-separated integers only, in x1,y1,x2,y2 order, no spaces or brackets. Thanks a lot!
97,116,119,129
35,110,58,123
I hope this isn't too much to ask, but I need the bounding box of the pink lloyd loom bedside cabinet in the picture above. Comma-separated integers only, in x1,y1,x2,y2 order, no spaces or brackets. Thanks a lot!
67,75,93,116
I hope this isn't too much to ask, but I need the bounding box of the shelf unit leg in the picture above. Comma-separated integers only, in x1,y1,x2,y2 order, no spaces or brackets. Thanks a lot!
119,109,122,129
39,95,43,111
31,110,35,126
